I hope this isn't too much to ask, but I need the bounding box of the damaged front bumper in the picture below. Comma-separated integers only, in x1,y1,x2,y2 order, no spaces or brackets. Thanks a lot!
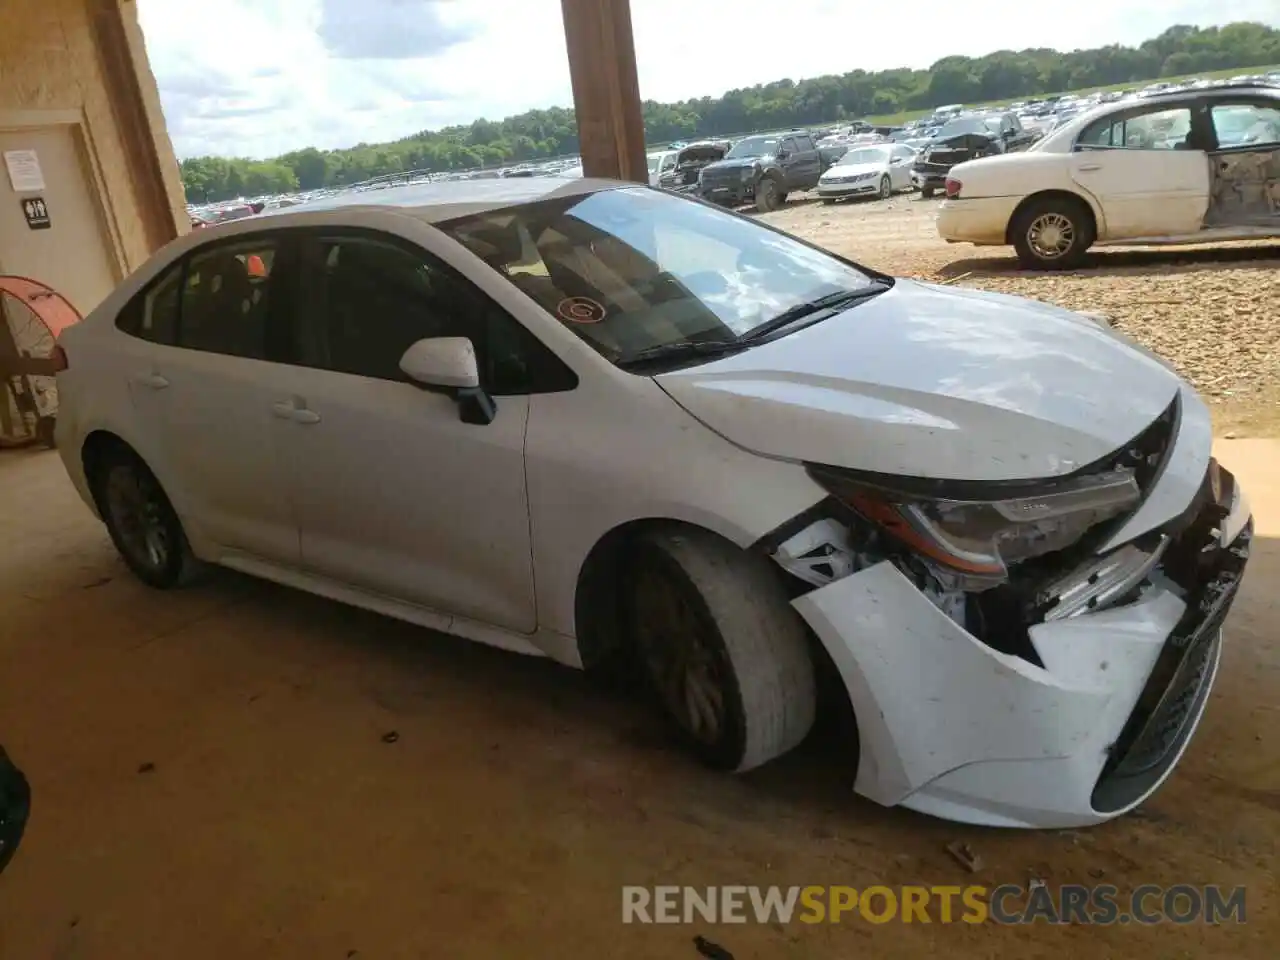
783,446,1252,828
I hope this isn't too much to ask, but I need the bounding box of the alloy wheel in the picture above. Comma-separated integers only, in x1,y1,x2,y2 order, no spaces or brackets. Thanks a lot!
1027,212,1075,260
105,465,171,573
632,561,727,747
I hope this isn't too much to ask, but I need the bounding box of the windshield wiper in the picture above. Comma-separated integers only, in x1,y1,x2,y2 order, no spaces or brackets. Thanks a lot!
738,283,891,343
616,339,746,369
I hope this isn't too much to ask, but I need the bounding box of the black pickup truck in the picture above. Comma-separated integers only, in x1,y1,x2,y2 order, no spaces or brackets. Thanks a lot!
698,130,823,212
912,112,1039,197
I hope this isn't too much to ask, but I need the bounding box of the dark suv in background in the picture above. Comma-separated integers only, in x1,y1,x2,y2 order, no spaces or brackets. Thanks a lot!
912,111,1039,197
697,130,823,212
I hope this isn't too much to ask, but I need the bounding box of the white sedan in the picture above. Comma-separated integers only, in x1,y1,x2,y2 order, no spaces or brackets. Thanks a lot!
937,84,1280,268
816,144,917,202
54,177,1251,828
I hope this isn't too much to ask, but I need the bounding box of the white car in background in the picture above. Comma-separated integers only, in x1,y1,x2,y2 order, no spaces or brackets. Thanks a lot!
816,144,917,202
937,84,1280,268
54,178,1251,829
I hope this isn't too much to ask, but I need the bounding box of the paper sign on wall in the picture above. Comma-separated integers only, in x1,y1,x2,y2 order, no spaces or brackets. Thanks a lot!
4,149,46,192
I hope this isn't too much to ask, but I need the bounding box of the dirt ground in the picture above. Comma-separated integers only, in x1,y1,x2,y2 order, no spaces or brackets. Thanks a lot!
1,198,1278,958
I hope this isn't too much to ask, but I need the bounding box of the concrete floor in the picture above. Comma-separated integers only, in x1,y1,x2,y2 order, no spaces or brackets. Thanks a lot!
0,443,1276,959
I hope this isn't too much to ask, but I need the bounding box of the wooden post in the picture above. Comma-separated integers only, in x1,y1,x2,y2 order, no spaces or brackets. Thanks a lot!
559,0,648,183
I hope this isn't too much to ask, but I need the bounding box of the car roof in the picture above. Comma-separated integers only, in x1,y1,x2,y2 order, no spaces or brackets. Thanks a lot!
261,177,621,225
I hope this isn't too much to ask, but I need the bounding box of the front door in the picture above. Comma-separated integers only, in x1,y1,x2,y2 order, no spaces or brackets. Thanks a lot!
277,230,536,633
1071,103,1210,239
128,235,300,564
0,125,119,316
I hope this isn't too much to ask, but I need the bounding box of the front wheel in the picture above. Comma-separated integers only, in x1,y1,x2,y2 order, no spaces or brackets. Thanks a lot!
755,176,781,213
626,528,816,772
878,175,891,200
920,185,935,199
1011,196,1094,270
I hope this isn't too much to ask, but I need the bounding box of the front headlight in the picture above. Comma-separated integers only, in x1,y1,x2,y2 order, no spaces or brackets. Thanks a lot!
807,465,1141,588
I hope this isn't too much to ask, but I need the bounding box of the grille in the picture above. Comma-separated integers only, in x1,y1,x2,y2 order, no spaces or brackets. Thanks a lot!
700,167,743,186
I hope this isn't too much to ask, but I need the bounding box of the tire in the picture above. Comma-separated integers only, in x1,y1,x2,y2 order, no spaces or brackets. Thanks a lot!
821,198,837,205
920,185,935,199
1011,195,1094,270
755,176,781,213
878,175,891,200
625,527,817,772
92,448,205,589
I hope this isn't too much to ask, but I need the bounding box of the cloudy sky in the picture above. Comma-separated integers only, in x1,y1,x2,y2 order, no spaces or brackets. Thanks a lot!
136,0,1280,160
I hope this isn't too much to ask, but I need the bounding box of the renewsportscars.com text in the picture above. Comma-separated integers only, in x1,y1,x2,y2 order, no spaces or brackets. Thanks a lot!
621,884,1247,925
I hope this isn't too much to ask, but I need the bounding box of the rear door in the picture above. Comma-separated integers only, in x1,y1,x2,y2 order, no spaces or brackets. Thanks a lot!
791,133,822,188
1071,102,1211,239
126,234,301,563
1204,97,1280,228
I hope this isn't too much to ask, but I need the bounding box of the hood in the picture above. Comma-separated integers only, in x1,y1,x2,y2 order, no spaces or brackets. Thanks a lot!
821,160,888,179
655,280,1181,482
703,155,769,172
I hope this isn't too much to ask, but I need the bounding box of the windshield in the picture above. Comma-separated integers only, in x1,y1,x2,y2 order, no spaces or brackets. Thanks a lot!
837,147,892,165
936,117,990,138
440,187,880,367
726,136,779,159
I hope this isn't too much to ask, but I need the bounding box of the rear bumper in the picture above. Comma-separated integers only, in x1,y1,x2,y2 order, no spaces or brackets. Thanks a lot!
936,195,1021,244
792,466,1252,829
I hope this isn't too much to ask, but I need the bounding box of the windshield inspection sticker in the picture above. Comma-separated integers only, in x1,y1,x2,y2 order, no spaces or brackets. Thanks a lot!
557,296,606,324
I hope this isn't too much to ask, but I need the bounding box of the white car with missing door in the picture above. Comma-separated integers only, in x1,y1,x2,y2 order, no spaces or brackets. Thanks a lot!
937,84,1280,268
54,178,1251,828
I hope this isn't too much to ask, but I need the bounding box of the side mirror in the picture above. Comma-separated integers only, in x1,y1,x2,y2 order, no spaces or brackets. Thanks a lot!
399,337,496,425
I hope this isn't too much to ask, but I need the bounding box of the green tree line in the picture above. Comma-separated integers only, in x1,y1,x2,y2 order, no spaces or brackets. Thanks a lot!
180,21,1279,203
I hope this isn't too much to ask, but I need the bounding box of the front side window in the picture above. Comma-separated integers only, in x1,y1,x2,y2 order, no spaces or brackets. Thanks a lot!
1211,102,1280,148
178,239,278,359
1078,107,1193,150
440,187,883,367
295,233,568,394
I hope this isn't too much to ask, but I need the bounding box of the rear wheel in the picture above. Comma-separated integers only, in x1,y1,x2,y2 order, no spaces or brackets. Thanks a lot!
755,176,781,213
1011,195,1094,270
625,527,816,772
93,449,204,589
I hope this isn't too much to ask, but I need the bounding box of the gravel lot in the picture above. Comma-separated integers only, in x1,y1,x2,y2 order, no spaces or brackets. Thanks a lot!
760,196,1280,436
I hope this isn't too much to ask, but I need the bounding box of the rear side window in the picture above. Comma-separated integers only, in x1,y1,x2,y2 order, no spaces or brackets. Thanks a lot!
795,135,815,151
115,264,180,344
1078,107,1193,150
178,240,278,359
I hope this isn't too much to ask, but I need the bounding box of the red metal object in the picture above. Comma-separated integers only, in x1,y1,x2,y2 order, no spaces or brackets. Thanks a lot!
0,275,85,340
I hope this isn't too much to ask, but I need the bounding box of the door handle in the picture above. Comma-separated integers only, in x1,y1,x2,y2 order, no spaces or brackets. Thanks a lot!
138,373,169,390
272,400,321,424
1077,163,1102,172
